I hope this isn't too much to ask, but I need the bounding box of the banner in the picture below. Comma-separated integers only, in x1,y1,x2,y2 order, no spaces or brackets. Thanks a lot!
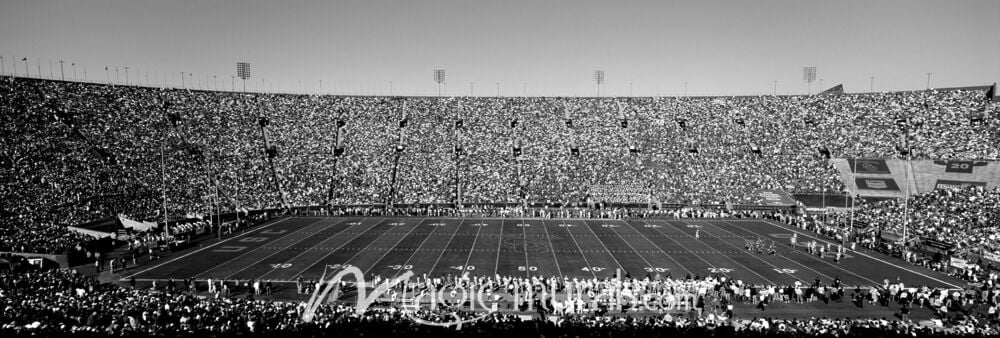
934,180,986,190
755,189,797,206
880,230,905,243
847,159,891,174
119,216,157,232
855,178,901,191
984,251,1000,264
933,160,988,174
66,226,113,238
950,257,968,269
921,238,955,253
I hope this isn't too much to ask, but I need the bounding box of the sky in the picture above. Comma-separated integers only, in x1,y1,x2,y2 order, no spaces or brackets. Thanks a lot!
0,0,998,97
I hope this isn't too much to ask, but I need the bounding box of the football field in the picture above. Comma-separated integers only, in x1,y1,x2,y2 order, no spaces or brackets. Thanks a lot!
125,216,963,289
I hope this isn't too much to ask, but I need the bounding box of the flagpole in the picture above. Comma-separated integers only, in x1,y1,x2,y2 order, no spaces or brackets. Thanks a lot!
161,118,169,239
23,58,29,78
849,145,857,230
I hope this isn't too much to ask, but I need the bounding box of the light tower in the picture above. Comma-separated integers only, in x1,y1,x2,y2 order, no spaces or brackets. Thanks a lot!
434,69,446,97
803,66,817,95
593,70,605,97
237,62,251,93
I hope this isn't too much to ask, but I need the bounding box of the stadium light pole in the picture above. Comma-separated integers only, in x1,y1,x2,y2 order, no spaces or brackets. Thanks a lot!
926,73,932,90
237,62,251,93
593,70,604,97
160,117,169,239
849,144,857,231
434,69,446,97
72,63,77,81
58,61,65,81
803,66,816,95
124,67,129,86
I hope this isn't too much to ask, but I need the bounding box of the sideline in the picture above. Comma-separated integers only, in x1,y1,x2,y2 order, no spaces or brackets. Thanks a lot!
756,219,962,289
122,217,292,280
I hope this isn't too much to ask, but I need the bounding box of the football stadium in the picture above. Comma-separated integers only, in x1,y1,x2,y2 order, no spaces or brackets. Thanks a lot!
2,1,1000,337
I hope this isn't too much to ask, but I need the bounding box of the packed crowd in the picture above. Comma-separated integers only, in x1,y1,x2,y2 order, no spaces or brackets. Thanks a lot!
3,267,1000,337
1,76,997,250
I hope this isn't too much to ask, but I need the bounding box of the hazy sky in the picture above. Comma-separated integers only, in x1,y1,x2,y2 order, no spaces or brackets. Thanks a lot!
1,0,998,96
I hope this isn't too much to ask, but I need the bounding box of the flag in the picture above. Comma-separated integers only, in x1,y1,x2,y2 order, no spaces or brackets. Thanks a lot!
105,66,109,71
21,57,27,61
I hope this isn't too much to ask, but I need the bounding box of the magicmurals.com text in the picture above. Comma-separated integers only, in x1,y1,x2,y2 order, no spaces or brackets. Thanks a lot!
300,267,701,329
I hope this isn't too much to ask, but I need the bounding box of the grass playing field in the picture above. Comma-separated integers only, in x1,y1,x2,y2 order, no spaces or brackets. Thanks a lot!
125,216,963,289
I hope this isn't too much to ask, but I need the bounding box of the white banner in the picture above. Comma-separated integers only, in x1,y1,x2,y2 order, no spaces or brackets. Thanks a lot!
983,251,1000,264
950,257,968,269
119,216,157,232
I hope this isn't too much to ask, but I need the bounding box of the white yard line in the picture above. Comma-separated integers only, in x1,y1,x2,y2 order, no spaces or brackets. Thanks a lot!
124,217,292,280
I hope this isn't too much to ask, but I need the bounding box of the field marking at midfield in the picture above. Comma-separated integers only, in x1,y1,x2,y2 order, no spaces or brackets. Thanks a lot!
684,220,807,285
539,220,563,277
362,218,431,276
218,217,333,280
579,220,626,273
360,217,426,276
284,218,389,279
123,217,292,280
755,219,962,289
427,219,469,275
622,221,693,276
519,219,531,277
560,221,597,279
602,220,658,274
642,220,736,280
713,219,880,287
